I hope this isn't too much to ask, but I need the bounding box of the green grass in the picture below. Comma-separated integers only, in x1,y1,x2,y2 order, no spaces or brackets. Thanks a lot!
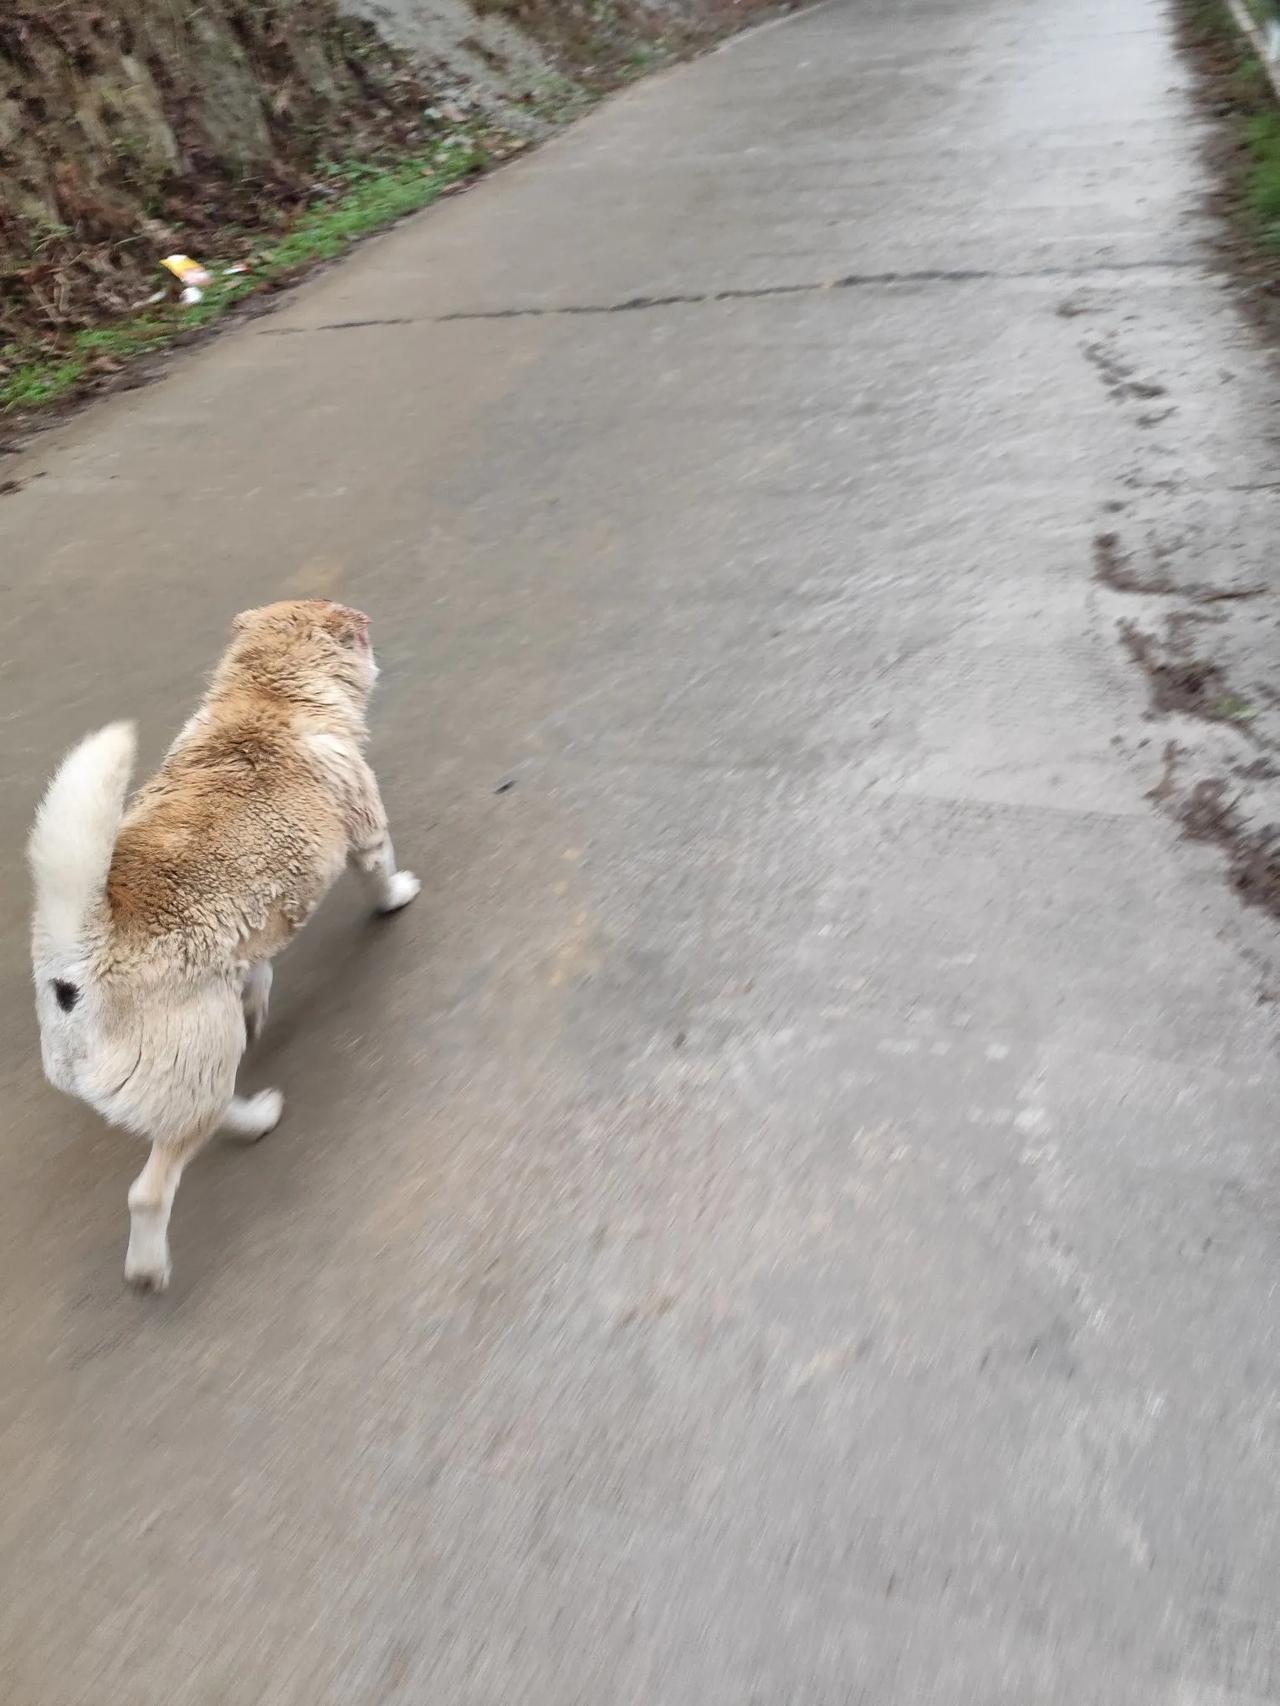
1185,0,1238,38
622,41,668,78
0,136,488,415
524,70,593,126
1245,107,1280,241
1229,50,1272,100
1182,0,1280,246
1213,693,1260,721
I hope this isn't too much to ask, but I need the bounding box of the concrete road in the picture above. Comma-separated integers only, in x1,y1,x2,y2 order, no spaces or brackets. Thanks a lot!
2,0,1278,1700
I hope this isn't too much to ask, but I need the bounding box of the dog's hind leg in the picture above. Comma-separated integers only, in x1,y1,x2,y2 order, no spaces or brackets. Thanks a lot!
122,980,254,1291
241,960,273,1045
125,1121,219,1293
124,1090,282,1290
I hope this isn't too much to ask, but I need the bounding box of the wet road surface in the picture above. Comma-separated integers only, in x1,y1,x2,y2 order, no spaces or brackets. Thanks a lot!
2,0,1279,1700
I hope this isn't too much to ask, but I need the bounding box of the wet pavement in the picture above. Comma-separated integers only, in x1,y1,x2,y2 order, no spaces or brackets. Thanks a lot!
2,0,1279,1700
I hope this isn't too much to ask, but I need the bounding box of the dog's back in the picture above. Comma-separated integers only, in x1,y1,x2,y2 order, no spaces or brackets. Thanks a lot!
110,692,348,967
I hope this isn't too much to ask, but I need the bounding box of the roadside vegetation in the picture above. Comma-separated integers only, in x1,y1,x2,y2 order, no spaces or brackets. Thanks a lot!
1,137,490,413
0,0,780,435
1178,2,1280,282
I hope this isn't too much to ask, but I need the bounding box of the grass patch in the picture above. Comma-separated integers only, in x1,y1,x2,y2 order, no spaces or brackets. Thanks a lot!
1244,107,1280,241
1228,50,1273,100
1183,0,1238,38
1178,0,1280,257
524,69,594,126
0,136,488,416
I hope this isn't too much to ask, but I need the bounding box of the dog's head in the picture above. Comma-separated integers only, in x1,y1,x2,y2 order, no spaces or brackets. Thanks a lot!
223,599,379,708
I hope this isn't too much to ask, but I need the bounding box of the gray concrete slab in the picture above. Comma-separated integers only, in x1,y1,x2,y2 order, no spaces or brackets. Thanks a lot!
1,0,1279,1701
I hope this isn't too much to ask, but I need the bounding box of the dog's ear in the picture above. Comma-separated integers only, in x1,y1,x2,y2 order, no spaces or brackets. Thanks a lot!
325,603,371,648
231,607,262,634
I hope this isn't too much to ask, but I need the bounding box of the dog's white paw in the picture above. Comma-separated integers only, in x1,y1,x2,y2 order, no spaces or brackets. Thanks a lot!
379,871,421,914
124,1242,171,1293
227,1088,284,1142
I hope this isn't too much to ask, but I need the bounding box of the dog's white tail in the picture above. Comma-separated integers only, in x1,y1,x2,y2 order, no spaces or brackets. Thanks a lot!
28,721,136,960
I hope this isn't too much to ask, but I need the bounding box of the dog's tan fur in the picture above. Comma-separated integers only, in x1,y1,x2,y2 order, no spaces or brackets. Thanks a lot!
28,599,418,1292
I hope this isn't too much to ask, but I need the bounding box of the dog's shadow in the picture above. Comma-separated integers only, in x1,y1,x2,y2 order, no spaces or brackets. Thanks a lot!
175,897,431,1286
242,897,415,1074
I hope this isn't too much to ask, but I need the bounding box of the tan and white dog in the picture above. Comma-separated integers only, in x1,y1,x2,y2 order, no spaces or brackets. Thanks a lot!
27,599,419,1293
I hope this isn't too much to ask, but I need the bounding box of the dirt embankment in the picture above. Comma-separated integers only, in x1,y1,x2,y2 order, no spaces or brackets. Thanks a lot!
0,0,769,354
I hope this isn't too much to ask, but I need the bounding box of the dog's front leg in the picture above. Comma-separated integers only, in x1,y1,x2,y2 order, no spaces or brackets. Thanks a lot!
241,960,273,1045
125,1122,218,1293
221,1089,285,1143
351,833,421,914
345,760,420,915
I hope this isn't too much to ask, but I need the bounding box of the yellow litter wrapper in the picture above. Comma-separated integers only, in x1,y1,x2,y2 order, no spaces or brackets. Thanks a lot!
161,254,212,289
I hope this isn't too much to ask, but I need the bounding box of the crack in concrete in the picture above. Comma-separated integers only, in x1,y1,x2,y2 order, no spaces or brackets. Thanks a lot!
265,258,1199,335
